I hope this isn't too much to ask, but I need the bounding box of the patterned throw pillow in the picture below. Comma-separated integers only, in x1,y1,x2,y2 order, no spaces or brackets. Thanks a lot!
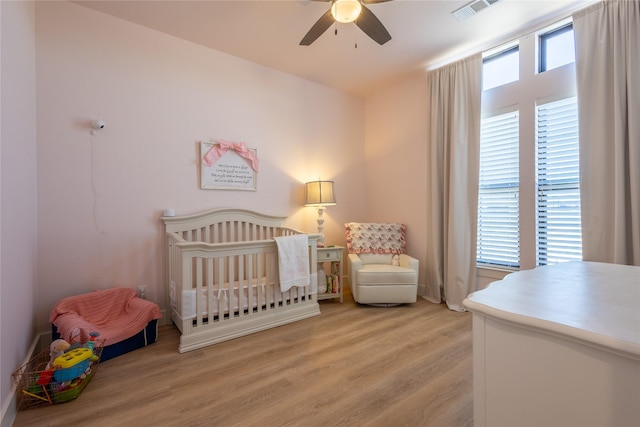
344,222,407,254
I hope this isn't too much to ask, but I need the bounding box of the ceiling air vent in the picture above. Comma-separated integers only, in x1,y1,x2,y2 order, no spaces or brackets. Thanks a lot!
453,0,502,21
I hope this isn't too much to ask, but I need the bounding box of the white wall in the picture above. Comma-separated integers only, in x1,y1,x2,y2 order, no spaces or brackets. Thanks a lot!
0,1,38,424
33,1,366,330
1,1,365,420
363,73,429,288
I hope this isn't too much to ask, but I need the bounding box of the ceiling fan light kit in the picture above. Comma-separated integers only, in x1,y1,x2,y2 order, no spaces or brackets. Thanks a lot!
300,0,392,46
331,0,362,23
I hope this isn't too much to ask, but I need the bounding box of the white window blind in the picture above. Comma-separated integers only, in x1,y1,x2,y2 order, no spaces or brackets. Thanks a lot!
536,96,582,265
477,111,520,268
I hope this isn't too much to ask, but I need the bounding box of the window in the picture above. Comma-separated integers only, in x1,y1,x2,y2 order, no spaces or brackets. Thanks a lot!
477,20,581,271
483,45,519,90
477,112,520,268
536,97,582,265
539,23,575,72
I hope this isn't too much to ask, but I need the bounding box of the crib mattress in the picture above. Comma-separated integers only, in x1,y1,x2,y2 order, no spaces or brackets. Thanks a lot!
174,280,311,320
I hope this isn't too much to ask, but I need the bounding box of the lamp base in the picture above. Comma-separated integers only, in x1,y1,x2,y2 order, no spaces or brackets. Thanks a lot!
316,207,326,246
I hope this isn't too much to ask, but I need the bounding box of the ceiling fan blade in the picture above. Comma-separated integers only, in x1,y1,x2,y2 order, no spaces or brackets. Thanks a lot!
362,0,393,3
300,9,335,46
355,4,392,45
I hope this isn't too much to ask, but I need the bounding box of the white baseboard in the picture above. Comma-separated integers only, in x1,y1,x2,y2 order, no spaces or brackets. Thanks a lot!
160,309,168,326
1,331,45,427
0,392,17,427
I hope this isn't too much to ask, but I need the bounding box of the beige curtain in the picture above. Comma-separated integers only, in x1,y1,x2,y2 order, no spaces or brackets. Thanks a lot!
573,0,640,266
425,54,482,311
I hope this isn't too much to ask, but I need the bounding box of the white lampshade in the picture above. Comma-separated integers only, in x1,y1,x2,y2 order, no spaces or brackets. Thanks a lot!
305,180,337,207
331,0,362,24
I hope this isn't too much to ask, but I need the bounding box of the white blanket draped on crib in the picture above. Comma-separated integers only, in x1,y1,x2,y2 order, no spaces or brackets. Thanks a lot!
274,234,310,292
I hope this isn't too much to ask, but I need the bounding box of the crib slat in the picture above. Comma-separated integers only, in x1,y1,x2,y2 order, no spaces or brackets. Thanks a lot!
266,249,276,309
247,253,254,315
257,250,264,311
173,240,180,313
204,225,211,244
196,257,204,326
181,254,193,335
237,254,244,318
227,254,235,319
216,257,224,320
166,234,182,325
207,257,214,322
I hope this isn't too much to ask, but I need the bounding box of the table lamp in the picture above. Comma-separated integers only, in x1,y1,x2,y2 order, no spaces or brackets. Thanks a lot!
304,180,336,246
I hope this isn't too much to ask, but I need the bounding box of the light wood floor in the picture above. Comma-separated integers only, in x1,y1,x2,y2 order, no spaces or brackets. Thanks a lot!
14,288,473,427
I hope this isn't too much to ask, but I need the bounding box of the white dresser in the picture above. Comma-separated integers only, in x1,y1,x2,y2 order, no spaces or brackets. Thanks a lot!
464,262,640,427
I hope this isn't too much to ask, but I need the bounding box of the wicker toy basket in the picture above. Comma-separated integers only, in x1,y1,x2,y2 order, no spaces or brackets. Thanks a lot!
12,341,104,410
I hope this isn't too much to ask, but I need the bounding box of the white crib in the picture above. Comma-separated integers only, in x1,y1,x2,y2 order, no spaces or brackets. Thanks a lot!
162,208,320,353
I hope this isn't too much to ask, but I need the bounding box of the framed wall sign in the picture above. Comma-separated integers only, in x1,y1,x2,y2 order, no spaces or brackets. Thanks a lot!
200,141,258,191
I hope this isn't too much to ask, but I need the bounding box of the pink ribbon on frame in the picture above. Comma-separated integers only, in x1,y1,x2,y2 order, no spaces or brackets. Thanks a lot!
202,140,260,172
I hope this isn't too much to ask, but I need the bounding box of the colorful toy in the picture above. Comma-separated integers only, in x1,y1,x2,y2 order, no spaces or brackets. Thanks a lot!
53,347,94,382
36,370,54,385
49,339,70,367
87,331,100,351
53,347,93,368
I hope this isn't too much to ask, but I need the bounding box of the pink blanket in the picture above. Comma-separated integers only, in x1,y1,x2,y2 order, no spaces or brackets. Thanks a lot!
49,288,161,346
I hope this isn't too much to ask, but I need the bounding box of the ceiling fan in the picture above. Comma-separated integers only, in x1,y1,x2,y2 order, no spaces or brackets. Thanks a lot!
300,0,393,46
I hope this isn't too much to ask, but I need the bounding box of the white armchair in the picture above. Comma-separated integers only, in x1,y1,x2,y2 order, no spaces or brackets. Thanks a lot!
345,222,418,306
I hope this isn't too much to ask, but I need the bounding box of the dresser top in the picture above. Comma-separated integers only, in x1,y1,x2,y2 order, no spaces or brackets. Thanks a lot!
464,262,640,358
